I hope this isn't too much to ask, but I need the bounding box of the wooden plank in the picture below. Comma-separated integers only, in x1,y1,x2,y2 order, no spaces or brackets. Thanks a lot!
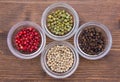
0,0,120,82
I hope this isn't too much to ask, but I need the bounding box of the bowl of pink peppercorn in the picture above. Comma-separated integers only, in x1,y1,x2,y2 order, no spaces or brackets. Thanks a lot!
7,21,46,59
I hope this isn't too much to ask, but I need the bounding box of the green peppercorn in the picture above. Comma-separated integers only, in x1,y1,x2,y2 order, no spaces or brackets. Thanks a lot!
47,9,74,36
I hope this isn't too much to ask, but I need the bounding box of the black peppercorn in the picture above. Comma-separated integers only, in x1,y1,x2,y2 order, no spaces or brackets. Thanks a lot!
79,26,106,55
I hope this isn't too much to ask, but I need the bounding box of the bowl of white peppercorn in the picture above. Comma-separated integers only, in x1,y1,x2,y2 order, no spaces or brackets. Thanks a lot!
41,2,79,41
41,41,79,79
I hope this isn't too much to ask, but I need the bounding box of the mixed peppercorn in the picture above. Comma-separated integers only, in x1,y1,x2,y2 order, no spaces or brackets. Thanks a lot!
47,9,74,36
13,26,41,54
79,26,106,55
46,45,74,73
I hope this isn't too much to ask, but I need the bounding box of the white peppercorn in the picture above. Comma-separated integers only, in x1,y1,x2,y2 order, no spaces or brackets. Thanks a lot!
46,45,74,73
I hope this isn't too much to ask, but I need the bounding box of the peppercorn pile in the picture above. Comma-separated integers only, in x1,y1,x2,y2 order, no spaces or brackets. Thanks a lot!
46,45,74,73
47,9,73,36
79,26,105,55
13,27,41,54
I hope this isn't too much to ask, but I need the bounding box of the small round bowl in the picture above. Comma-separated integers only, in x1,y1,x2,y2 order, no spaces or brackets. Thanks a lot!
41,41,79,79
74,22,112,60
41,2,79,41
7,21,46,59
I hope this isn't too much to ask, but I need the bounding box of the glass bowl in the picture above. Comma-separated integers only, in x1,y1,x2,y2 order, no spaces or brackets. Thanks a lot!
41,2,79,41
7,21,46,59
41,41,79,79
74,22,112,60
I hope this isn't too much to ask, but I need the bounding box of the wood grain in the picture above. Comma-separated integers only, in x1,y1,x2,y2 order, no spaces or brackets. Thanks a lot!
0,0,120,82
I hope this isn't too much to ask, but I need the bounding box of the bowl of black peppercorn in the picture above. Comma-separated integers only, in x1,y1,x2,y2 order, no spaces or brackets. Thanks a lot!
74,22,112,60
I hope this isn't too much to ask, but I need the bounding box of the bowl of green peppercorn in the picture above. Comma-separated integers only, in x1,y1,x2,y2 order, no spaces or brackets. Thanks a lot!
74,22,112,60
41,2,79,41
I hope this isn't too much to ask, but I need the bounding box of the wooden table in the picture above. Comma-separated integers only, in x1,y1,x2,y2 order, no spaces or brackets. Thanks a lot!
0,0,120,82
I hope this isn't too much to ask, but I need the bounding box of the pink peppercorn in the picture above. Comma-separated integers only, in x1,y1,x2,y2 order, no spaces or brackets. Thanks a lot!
13,27,41,54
